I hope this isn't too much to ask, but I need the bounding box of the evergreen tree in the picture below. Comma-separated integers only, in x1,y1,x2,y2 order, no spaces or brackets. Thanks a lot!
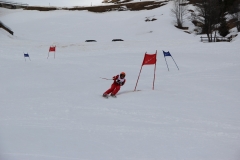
218,17,230,37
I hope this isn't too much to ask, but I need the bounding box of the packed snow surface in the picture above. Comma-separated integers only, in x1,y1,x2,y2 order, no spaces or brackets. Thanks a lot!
0,2,240,160
3,0,155,7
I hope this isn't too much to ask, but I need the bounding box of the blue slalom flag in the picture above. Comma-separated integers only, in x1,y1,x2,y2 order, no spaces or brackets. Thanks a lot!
163,51,171,57
24,54,29,57
162,50,179,71
24,53,31,61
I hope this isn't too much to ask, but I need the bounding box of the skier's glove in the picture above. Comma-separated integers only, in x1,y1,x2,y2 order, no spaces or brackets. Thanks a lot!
116,80,121,84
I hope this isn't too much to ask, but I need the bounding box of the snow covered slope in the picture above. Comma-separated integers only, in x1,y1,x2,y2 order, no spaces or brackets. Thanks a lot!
11,0,159,7
0,2,240,160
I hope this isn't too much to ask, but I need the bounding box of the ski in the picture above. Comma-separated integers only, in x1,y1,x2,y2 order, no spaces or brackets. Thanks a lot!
102,95,117,98
102,95,109,99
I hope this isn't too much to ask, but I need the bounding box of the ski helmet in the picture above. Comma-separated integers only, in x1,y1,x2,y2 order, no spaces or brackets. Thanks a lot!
120,72,126,77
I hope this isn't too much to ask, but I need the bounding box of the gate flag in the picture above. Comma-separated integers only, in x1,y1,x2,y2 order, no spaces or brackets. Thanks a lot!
24,54,29,57
24,53,31,61
134,50,157,91
47,45,56,59
163,50,179,71
49,46,56,52
142,53,157,65
163,51,171,57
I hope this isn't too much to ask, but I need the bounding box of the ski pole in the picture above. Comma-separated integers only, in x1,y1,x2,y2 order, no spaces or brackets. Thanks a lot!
100,77,112,80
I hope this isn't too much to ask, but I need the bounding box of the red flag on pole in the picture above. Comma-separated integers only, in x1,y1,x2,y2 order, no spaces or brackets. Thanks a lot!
47,46,56,59
49,46,56,52
142,53,157,65
134,50,157,91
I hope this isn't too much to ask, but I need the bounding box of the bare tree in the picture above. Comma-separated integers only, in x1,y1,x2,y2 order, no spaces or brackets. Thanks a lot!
190,0,221,42
171,0,188,28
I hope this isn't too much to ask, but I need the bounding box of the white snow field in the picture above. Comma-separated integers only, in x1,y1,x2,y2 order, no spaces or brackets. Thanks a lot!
10,0,154,7
1,0,99,7
0,1,240,160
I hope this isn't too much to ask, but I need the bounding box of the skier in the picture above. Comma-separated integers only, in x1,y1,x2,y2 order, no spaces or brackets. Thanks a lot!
103,72,126,98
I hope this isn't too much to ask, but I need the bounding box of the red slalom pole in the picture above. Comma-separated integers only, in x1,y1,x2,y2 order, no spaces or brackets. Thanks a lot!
152,51,157,90
134,65,143,91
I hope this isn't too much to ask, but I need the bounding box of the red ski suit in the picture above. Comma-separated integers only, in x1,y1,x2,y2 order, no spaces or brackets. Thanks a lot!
104,75,126,96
